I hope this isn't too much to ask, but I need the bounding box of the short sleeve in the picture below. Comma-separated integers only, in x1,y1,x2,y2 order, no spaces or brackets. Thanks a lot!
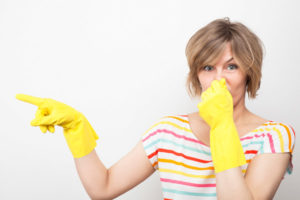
258,122,296,175
140,117,165,170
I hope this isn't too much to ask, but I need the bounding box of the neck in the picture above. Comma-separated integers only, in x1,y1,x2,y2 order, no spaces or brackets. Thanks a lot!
232,96,249,126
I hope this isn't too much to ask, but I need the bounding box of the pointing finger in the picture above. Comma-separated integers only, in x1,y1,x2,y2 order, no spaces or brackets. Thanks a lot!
16,94,44,106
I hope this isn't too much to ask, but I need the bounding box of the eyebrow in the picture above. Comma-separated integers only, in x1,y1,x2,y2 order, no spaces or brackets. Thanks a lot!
203,57,235,68
225,57,234,63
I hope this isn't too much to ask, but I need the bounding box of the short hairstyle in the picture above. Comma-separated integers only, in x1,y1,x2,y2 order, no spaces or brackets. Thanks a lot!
185,17,264,99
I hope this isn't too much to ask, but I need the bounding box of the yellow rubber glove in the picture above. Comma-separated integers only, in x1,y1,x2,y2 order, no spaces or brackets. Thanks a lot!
16,94,99,158
197,79,246,173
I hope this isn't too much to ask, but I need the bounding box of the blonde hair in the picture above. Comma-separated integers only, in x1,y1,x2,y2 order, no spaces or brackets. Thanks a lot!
185,17,264,99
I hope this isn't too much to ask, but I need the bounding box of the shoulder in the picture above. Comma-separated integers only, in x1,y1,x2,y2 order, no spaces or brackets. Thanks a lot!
141,114,190,139
247,121,296,176
263,121,295,139
258,121,296,154
148,114,189,129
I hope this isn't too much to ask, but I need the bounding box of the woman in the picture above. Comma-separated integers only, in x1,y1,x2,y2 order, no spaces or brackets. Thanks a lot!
16,18,295,199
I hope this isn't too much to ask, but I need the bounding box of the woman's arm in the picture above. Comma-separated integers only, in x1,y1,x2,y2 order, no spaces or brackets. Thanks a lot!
15,94,156,199
216,167,253,200
74,140,155,200
215,153,290,200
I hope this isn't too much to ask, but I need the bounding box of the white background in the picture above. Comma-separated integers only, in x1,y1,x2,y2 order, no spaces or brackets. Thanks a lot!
1,0,299,199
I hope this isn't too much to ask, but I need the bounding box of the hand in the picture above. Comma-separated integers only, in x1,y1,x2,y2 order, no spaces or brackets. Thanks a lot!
16,94,82,133
197,78,233,129
16,94,99,158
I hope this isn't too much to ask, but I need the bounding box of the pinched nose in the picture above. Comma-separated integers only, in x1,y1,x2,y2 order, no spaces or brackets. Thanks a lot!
212,78,230,92
214,71,225,81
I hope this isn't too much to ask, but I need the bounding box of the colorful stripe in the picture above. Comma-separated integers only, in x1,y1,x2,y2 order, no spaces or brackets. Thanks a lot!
143,128,207,145
163,188,216,197
267,133,276,153
158,158,214,171
142,120,192,137
161,178,216,187
149,148,211,163
144,138,211,156
159,168,215,178
279,123,293,152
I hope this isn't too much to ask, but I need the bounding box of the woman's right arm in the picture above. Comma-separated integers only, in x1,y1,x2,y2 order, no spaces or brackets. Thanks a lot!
74,140,156,200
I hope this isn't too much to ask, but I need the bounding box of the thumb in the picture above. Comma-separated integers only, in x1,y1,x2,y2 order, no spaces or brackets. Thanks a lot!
31,116,57,126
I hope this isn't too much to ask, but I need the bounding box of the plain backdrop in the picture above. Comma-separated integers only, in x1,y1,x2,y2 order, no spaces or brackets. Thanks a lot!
1,0,299,199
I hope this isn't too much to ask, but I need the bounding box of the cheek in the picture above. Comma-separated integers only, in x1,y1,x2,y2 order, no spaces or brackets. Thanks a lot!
227,76,247,99
227,71,247,88
198,75,214,92
201,83,212,92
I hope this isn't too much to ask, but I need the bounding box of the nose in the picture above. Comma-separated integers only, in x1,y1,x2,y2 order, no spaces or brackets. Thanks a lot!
214,68,225,81
212,68,229,89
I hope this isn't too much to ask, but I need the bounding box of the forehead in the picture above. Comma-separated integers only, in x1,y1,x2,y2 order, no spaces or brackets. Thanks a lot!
210,43,235,65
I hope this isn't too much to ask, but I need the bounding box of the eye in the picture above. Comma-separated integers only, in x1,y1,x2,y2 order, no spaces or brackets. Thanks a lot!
227,64,238,70
202,65,214,71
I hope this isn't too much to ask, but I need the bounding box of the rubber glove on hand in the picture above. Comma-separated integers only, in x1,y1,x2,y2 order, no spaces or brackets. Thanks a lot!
197,78,246,173
16,94,99,158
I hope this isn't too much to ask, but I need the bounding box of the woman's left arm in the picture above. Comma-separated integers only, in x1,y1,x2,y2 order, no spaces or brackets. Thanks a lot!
215,152,290,200
197,79,293,199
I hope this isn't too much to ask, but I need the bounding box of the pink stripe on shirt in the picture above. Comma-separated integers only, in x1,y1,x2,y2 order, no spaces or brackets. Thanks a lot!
160,178,216,188
267,133,275,153
143,128,206,145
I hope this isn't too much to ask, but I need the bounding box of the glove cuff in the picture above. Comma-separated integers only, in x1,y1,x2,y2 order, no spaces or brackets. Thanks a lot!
63,115,99,158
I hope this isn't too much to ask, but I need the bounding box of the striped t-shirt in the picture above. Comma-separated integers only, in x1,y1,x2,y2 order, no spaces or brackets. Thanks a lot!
141,115,296,199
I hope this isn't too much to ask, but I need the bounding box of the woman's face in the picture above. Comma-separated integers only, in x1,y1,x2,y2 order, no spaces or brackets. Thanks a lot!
197,43,247,107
